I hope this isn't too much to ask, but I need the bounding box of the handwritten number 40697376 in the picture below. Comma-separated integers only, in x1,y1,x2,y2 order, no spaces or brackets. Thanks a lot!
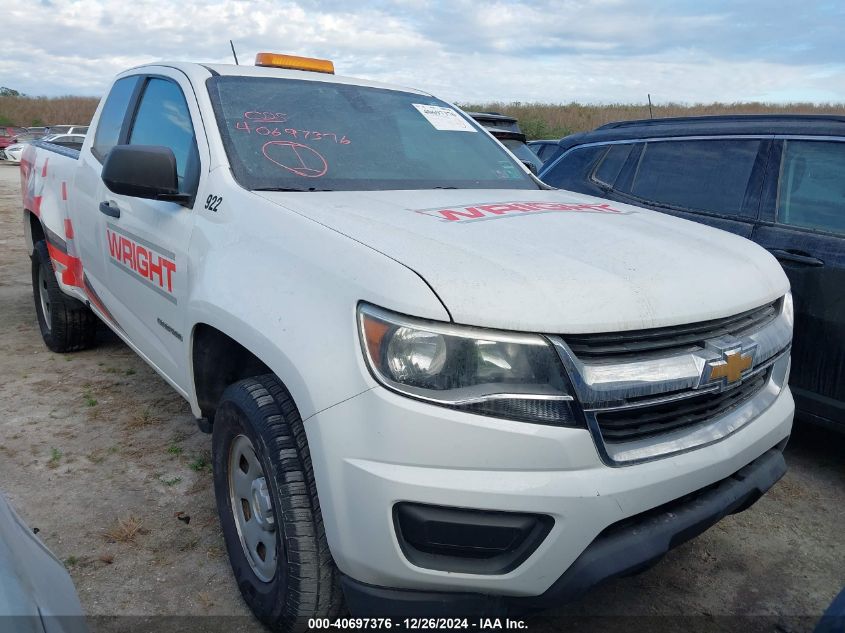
235,121,350,144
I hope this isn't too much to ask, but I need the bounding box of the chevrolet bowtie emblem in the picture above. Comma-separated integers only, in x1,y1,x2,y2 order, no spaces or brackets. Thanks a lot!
702,338,757,388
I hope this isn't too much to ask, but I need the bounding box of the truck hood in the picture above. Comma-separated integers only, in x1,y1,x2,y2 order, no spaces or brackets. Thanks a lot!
255,188,789,333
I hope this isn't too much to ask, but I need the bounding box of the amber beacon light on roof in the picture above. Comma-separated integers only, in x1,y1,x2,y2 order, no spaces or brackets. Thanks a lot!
254,52,335,74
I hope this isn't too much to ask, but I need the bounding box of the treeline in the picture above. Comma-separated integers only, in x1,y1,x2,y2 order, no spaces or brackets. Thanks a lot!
460,101,845,139
0,95,99,127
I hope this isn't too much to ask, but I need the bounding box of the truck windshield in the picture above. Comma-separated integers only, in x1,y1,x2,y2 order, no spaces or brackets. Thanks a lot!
207,76,539,191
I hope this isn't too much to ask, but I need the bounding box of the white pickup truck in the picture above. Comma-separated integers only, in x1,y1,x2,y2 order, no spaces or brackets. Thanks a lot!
21,53,794,626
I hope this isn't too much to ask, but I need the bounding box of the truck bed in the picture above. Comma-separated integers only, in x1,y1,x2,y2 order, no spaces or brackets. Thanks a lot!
31,139,82,160
21,139,88,308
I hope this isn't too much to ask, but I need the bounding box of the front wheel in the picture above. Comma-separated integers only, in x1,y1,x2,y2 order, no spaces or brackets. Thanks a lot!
31,240,97,352
212,375,343,630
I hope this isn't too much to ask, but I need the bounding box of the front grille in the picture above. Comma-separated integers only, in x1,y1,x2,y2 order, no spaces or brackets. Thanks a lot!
565,300,779,360
595,370,769,443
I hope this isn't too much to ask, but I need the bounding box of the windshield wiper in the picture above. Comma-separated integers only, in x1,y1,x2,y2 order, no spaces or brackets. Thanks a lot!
253,187,335,192
431,186,458,189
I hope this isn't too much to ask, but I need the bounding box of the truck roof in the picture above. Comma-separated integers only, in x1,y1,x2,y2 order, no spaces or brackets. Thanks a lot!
122,61,432,98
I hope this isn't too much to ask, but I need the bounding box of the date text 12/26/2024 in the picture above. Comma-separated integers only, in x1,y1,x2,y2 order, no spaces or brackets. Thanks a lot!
307,618,529,630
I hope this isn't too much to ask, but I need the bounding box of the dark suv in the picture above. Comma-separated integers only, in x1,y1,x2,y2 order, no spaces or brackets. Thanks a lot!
539,114,845,431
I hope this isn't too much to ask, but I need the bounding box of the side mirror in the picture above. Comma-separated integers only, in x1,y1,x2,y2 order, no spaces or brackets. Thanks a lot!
102,145,190,204
521,159,538,175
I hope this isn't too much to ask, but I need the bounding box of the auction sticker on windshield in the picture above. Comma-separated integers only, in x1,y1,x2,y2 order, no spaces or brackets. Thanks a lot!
412,104,477,132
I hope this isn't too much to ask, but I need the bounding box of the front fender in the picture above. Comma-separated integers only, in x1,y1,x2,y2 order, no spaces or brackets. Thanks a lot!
186,203,449,421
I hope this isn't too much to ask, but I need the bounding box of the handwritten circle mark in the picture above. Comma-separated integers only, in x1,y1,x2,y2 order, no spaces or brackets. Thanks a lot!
262,141,328,178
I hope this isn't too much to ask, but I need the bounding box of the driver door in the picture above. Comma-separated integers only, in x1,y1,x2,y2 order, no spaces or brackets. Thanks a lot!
95,72,205,391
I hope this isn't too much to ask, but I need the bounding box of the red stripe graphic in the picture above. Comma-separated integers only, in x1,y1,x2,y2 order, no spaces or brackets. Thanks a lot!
46,242,83,288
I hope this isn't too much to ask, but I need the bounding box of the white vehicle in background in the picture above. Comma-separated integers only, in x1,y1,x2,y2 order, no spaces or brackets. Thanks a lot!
47,125,90,136
20,52,794,627
0,143,26,163
2,134,85,164
25,127,50,138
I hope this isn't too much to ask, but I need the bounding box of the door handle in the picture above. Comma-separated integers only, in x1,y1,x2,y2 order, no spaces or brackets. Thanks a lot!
99,201,120,218
769,249,824,267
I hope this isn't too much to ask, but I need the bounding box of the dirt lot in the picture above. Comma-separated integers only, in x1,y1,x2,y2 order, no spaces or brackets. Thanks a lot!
0,163,843,632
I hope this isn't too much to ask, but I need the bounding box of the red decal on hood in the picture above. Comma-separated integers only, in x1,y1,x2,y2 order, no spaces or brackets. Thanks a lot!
415,201,629,223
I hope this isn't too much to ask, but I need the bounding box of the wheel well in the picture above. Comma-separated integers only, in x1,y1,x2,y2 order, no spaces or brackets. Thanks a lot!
26,211,45,253
192,324,272,423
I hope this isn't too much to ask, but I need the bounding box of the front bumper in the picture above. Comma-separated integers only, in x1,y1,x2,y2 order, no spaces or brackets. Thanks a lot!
341,444,787,616
305,378,793,603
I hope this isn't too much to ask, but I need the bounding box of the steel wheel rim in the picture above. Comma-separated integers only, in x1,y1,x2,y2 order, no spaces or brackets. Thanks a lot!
228,434,278,582
38,264,51,332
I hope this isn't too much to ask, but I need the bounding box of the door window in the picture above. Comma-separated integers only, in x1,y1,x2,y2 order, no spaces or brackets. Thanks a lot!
592,143,634,187
92,76,140,161
777,140,845,235
129,78,199,195
624,139,761,217
541,145,606,189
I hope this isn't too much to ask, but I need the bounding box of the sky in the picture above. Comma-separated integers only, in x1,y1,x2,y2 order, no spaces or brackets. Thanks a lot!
4,0,845,104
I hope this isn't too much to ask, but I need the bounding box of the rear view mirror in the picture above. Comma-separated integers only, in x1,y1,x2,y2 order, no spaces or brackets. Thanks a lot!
102,145,190,204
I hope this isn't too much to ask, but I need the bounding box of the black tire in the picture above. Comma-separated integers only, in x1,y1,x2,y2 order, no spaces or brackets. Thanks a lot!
31,240,97,353
212,374,344,631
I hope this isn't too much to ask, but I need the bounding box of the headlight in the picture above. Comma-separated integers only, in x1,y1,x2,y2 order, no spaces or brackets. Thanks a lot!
358,303,578,425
